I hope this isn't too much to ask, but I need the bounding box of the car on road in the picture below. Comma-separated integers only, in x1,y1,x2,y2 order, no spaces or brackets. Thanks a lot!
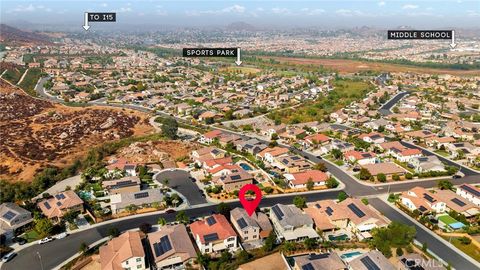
56,232,69,239
12,237,27,245
2,252,16,262
38,237,54,245
165,209,176,214
189,177,196,182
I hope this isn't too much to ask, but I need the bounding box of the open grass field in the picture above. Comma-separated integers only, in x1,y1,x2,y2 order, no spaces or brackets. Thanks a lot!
261,56,480,75
268,79,373,124
18,68,42,96
219,65,262,74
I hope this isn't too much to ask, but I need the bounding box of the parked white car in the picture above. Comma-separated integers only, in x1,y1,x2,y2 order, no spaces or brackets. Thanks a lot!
2,252,16,262
38,237,54,245
56,232,69,239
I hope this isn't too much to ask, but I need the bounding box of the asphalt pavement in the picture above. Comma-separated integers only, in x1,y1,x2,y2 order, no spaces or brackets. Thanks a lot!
155,170,207,205
379,91,409,115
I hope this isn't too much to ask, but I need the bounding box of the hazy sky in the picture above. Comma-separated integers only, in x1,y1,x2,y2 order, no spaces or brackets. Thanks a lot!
1,0,479,28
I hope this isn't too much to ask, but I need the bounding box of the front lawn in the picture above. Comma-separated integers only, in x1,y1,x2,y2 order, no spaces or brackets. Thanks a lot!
441,236,480,262
22,229,41,242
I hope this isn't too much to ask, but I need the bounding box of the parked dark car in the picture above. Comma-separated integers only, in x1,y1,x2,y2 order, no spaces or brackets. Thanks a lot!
12,237,26,245
165,209,176,214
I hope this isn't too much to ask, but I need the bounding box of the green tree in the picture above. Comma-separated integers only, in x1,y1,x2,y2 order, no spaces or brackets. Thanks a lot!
371,222,416,258
293,196,307,209
35,218,53,237
331,148,343,160
361,198,369,205
337,191,348,202
161,117,178,139
392,174,400,181
359,168,372,181
405,173,413,179
438,180,453,190
314,162,327,172
326,177,339,188
79,242,89,255
303,238,317,250
377,173,387,182
306,178,314,191
396,247,404,256
217,202,232,217
263,231,276,252
157,217,167,226
196,252,211,267
62,210,79,224
125,204,138,214
281,241,296,253
176,210,189,224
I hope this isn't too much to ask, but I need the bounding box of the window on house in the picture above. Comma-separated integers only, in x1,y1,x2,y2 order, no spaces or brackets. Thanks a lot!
136,258,141,262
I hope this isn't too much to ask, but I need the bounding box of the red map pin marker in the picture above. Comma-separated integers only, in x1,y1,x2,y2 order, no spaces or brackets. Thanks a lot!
239,184,262,216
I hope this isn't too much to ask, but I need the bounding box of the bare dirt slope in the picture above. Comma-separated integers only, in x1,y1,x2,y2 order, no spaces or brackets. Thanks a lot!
0,79,153,181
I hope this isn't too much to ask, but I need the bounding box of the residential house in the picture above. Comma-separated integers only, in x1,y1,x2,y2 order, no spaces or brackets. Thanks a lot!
37,190,84,220
284,170,329,189
435,190,479,218
273,155,311,173
230,207,273,242
0,203,33,241
102,176,141,195
148,224,196,270
99,231,146,270
292,253,347,270
358,132,385,144
401,187,446,214
397,253,446,270
344,151,377,165
213,167,254,192
361,162,407,180
446,142,479,158
409,156,445,173
348,250,396,270
301,133,331,149
106,158,137,176
257,146,290,163
456,184,480,206
109,189,164,214
199,130,223,144
259,124,287,138
189,214,238,254
269,204,318,241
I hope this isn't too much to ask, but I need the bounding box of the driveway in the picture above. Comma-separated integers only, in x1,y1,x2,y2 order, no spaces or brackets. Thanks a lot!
155,170,207,206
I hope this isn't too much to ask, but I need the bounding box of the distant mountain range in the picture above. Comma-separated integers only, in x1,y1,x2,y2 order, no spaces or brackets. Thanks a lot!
0,24,52,45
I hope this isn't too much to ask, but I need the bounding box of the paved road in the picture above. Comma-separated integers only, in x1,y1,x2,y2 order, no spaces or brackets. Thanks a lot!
379,91,409,115
155,170,207,205
370,198,480,270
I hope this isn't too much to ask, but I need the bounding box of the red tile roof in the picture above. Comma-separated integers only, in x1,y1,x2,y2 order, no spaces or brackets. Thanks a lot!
189,214,236,244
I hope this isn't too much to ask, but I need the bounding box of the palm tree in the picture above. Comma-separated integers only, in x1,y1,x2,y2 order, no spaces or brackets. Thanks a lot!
79,242,88,255
157,217,167,226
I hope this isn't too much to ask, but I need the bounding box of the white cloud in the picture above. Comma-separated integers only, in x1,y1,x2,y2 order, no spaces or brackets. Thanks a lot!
466,10,479,17
155,5,167,16
101,3,108,7
378,1,386,7
301,8,325,16
8,4,53,13
402,4,419,9
271,7,292,15
115,7,132,13
185,4,245,16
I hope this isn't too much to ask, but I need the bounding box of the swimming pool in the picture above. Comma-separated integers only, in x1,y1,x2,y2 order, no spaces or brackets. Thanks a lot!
341,251,362,259
240,163,253,171
328,234,350,241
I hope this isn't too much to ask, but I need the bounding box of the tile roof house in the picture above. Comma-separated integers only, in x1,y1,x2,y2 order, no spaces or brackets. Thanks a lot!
273,155,312,173
230,207,273,242
361,162,407,180
408,155,446,173
397,253,446,270
435,190,479,218
148,224,196,269
456,184,480,207
109,188,164,214
358,132,385,144
293,252,346,270
106,158,137,177
305,199,388,240
102,176,141,195
213,167,254,192
284,170,329,189
0,203,33,240
401,187,446,214
269,204,318,241
301,133,331,148
257,146,290,163
100,231,146,270
348,250,396,270
344,150,377,165
37,190,84,220
199,130,223,144
189,214,238,254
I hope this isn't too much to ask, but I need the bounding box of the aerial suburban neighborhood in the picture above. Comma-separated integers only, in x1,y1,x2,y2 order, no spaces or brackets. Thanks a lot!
0,1,480,270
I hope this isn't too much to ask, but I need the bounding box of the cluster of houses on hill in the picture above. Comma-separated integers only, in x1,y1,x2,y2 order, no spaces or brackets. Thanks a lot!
196,129,332,191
